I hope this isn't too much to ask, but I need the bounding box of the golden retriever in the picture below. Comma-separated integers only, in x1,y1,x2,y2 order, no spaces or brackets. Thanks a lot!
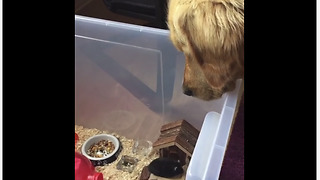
167,0,244,100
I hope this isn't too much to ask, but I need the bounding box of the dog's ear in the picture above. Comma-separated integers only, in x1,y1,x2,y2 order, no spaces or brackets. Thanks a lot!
201,58,235,90
200,45,244,91
167,0,193,53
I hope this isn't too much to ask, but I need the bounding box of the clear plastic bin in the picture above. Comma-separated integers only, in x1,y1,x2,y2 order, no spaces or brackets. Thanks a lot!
75,15,243,180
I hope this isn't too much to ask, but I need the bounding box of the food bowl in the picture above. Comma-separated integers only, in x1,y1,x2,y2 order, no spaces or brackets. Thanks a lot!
81,134,121,166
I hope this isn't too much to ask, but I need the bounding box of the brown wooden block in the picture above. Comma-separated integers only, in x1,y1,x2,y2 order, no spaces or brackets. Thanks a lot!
160,120,185,132
160,120,199,139
153,135,177,149
139,166,151,180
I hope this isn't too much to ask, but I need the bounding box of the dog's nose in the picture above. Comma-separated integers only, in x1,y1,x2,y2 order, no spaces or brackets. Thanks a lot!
183,89,193,96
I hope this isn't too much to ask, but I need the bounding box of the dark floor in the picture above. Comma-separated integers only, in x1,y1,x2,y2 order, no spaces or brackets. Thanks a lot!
219,95,244,180
76,0,148,26
75,1,244,179
75,0,167,29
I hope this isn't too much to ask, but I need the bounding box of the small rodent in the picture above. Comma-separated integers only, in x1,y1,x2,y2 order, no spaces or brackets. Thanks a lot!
148,157,183,178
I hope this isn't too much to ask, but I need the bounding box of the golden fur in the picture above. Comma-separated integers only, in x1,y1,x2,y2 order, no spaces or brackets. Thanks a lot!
167,0,244,100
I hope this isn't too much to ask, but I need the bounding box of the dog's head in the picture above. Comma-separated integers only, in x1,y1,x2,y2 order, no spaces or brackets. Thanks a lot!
182,46,244,100
167,0,244,101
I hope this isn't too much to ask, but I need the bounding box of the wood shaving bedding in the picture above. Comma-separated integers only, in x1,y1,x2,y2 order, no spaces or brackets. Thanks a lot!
75,125,159,180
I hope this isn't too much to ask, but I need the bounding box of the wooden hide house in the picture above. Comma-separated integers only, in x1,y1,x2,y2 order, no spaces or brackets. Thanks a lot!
152,120,200,165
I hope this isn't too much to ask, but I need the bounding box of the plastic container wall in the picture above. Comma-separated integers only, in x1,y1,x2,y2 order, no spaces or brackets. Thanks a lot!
75,15,228,141
75,15,243,179
186,80,243,180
